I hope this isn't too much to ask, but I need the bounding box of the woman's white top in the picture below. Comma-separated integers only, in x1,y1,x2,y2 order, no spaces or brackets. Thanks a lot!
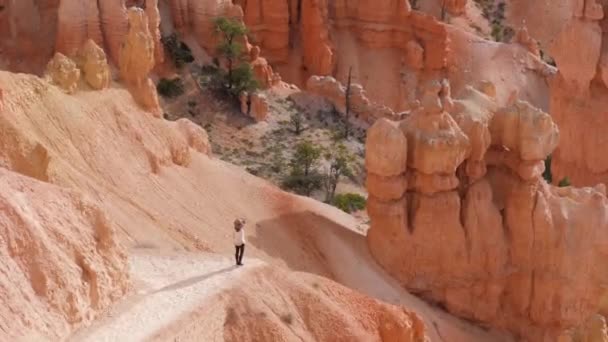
234,228,245,246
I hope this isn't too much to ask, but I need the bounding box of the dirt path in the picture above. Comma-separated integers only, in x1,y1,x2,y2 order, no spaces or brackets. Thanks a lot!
69,250,262,342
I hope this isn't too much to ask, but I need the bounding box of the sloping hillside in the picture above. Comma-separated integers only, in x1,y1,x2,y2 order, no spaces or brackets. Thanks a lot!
0,71,509,341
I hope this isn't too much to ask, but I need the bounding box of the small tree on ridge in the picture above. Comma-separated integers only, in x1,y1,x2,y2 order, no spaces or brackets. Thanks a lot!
214,17,258,97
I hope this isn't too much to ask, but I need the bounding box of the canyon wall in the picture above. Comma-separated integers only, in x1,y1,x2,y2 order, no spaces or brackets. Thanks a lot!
365,79,608,340
236,0,551,112
0,1,551,113
239,0,448,112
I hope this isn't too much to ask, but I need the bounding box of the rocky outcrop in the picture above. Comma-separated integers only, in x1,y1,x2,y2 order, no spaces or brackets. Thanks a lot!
0,168,129,341
240,92,269,122
74,40,111,90
45,52,81,94
513,26,541,57
365,79,608,340
306,76,400,124
119,8,161,116
44,40,111,93
144,0,165,66
249,93,269,122
174,118,212,155
249,46,282,89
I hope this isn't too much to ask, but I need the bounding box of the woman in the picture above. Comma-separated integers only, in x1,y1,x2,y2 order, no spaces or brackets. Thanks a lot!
233,218,246,266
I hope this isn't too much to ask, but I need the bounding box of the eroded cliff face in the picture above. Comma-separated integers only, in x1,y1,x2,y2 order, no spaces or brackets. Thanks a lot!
233,0,552,113
507,0,608,188
549,0,608,188
0,0,550,112
237,0,447,112
365,80,608,340
0,0,59,74
0,0,162,73
0,167,128,341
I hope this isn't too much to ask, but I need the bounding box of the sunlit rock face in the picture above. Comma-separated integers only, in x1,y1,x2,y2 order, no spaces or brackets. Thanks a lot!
365,79,608,341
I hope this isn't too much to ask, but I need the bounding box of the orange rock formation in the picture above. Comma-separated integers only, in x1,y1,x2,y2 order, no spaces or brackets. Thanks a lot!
365,80,608,340
240,91,270,122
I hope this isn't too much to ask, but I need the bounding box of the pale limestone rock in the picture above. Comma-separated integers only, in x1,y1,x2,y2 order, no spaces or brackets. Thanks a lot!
119,8,161,116
249,92,269,122
490,100,559,162
366,118,408,177
45,52,81,94
399,111,470,176
75,40,111,90
239,92,269,122
174,118,212,155
144,0,165,66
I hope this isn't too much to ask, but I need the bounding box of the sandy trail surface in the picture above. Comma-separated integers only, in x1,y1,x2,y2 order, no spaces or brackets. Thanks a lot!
70,250,262,342
70,227,510,342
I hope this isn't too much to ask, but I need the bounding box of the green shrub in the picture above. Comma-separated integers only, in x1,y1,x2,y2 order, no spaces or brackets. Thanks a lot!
543,155,571,187
161,34,194,69
558,177,571,187
212,17,259,98
543,155,553,183
332,193,367,213
227,63,259,96
245,166,260,176
282,141,324,195
270,149,285,174
282,172,324,196
157,78,184,98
